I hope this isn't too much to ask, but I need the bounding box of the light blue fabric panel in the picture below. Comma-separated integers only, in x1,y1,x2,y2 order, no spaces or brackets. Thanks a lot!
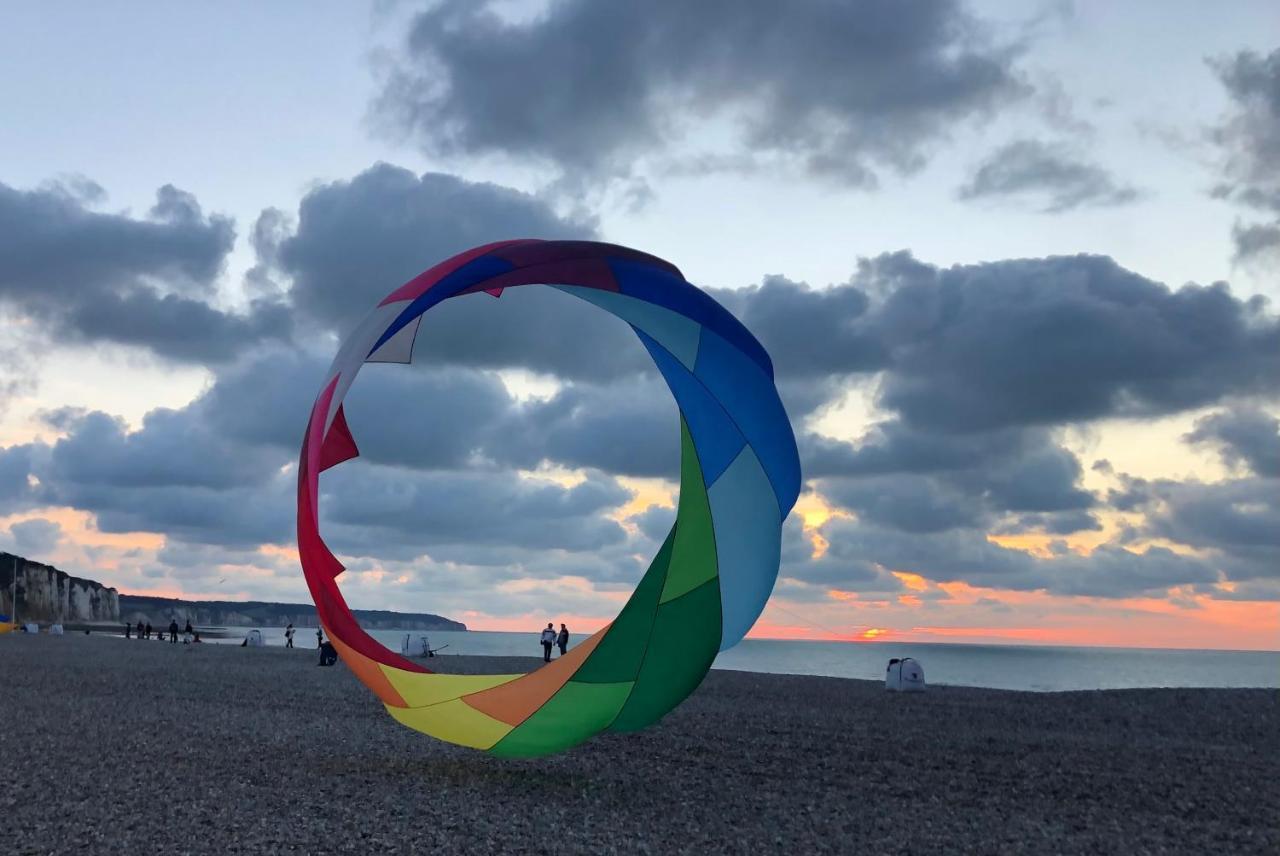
707,445,782,650
555,285,702,370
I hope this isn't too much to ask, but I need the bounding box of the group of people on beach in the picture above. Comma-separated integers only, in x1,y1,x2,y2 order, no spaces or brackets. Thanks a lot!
540,623,571,662
123,618,200,644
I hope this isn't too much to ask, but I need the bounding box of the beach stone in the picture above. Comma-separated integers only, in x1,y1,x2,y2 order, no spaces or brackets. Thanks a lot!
0,635,1276,854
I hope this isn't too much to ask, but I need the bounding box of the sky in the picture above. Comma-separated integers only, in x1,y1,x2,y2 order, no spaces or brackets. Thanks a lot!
1,0,1277,650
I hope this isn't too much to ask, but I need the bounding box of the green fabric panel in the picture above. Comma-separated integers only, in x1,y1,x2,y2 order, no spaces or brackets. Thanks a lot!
572,526,675,684
608,578,721,733
659,419,719,603
489,681,634,759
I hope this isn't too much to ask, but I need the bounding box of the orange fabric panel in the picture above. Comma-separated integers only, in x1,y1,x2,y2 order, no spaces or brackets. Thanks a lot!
326,629,408,707
462,627,608,726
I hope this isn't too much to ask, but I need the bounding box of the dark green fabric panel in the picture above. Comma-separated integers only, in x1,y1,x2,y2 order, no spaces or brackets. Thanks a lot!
572,526,675,684
488,681,633,759
608,578,721,733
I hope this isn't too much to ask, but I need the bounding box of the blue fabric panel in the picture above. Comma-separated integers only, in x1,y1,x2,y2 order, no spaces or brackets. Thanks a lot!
609,259,774,379
555,285,702,370
636,330,745,486
708,446,782,650
694,328,802,514
368,256,514,357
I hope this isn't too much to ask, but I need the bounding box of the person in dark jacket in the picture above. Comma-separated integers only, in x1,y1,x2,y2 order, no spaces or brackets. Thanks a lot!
318,640,338,666
557,624,569,657
168,619,179,643
136,620,144,639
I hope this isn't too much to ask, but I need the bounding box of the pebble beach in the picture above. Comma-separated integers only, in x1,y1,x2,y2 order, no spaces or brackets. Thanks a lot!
2,634,1276,854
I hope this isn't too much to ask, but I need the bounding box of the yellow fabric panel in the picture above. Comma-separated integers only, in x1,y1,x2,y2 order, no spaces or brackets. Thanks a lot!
380,669,523,709
385,698,513,750
0,622,14,635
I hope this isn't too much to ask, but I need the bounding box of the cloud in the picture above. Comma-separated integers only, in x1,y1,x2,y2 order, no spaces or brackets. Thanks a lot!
859,252,1280,432
811,420,1096,535
1185,407,1280,478
800,516,1223,598
0,178,286,362
6,518,63,558
0,444,42,514
1143,477,1279,580
373,0,1026,188
488,376,678,478
1230,220,1280,266
1208,49,1280,262
272,164,593,333
958,139,1139,212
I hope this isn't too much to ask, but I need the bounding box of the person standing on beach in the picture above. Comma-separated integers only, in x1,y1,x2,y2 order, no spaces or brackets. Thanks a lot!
125,623,131,639
136,620,144,639
285,623,295,649
184,619,193,636
144,622,152,640
540,623,556,662
557,623,569,657
168,619,178,643
316,627,323,648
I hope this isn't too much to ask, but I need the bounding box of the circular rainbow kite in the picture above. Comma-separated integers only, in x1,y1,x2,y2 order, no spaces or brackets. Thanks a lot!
298,240,800,757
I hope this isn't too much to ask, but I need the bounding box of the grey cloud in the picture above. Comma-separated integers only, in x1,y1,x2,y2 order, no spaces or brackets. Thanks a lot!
1209,49,1280,261
45,409,282,490
322,464,632,555
798,516,1223,598
958,139,1139,212
0,177,287,362
274,164,593,333
8,519,63,557
1185,407,1280,478
489,376,678,478
0,444,42,514
1144,477,1279,578
812,425,1096,534
1210,49,1280,209
374,0,1026,187
1230,220,1280,265
860,252,1280,432
819,474,985,533
710,275,886,378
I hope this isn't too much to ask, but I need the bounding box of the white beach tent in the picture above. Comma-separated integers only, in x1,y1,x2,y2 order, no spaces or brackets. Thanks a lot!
885,657,926,692
23,623,39,634
243,629,265,647
48,623,64,635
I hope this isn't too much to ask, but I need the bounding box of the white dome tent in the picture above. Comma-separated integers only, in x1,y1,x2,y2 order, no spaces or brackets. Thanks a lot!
885,657,926,692
242,629,264,647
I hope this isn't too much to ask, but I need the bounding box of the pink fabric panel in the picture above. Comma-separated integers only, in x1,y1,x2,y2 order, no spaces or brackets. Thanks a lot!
377,239,540,307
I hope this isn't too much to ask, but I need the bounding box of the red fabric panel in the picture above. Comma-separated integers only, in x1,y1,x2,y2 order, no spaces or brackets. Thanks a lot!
453,257,619,297
318,405,360,472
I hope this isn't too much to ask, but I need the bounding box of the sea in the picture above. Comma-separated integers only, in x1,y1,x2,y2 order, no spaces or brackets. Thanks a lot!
208,627,1279,692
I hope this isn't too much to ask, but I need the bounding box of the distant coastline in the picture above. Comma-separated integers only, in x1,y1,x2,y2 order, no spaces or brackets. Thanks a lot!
1,551,465,632
119,593,467,632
